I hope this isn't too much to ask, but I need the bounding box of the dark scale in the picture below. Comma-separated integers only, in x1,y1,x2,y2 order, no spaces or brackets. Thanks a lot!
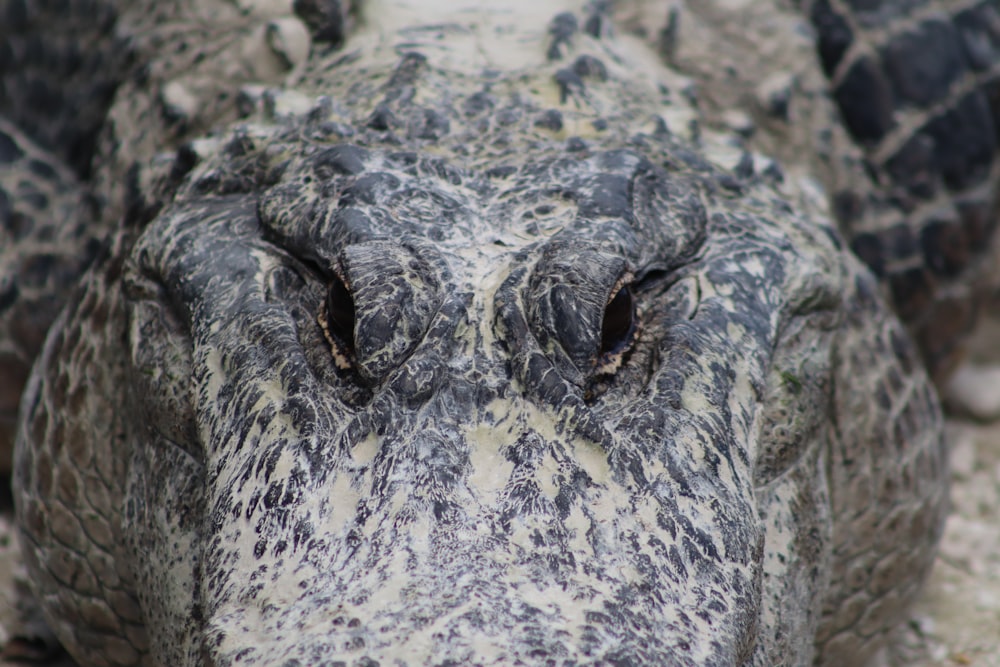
833,56,896,144
880,18,968,108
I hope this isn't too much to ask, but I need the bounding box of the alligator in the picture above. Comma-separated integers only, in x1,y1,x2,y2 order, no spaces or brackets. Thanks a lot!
2,0,998,665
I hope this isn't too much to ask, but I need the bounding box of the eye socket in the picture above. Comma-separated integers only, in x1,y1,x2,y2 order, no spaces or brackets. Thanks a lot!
599,282,636,358
320,273,356,368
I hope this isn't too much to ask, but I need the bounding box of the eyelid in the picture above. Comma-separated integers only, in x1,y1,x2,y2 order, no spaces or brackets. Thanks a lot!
607,271,635,304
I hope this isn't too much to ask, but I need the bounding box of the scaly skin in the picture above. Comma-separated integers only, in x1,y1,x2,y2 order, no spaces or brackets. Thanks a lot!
803,0,1000,379
3,0,971,665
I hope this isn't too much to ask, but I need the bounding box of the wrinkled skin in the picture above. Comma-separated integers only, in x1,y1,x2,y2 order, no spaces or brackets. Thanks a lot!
11,2,949,666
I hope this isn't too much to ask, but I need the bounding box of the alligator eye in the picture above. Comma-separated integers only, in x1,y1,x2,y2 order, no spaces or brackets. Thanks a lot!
599,283,636,357
320,273,355,368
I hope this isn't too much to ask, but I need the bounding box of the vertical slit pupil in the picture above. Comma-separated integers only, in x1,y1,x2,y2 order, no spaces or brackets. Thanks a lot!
600,285,635,355
326,275,356,346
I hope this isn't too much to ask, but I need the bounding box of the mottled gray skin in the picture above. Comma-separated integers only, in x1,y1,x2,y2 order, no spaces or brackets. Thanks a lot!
4,0,981,665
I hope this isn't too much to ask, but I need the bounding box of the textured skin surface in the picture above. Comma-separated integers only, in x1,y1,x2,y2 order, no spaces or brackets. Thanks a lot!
0,0,128,176
2,0,989,665
0,122,105,476
803,0,1000,379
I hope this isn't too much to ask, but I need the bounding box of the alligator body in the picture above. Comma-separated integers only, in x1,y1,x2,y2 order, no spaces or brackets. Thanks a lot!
4,0,999,665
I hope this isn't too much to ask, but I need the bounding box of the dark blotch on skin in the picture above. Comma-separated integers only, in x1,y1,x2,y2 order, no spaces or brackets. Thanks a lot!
922,91,997,191
955,3,1000,71
554,68,585,103
833,56,895,143
547,12,579,61
535,110,564,132
463,91,495,117
293,0,351,44
811,0,854,75
367,105,395,131
850,232,885,278
0,129,24,164
314,145,367,178
920,218,970,278
27,158,59,182
881,18,967,109
572,55,608,81
0,280,18,313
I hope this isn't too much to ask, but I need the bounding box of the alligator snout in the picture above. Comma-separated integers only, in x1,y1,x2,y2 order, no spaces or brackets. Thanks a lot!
193,407,765,666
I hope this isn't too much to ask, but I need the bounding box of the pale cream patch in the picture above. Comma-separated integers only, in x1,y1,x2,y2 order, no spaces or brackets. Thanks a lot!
702,139,749,173
729,368,762,463
352,431,380,465
354,0,588,73
264,88,316,118
466,423,516,497
569,433,612,486
680,379,715,425
564,501,592,554
725,321,746,344
326,472,362,535
265,436,297,480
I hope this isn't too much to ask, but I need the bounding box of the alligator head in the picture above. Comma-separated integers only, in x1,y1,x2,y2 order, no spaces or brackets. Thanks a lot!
116,127,860,666
13,3,947,665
